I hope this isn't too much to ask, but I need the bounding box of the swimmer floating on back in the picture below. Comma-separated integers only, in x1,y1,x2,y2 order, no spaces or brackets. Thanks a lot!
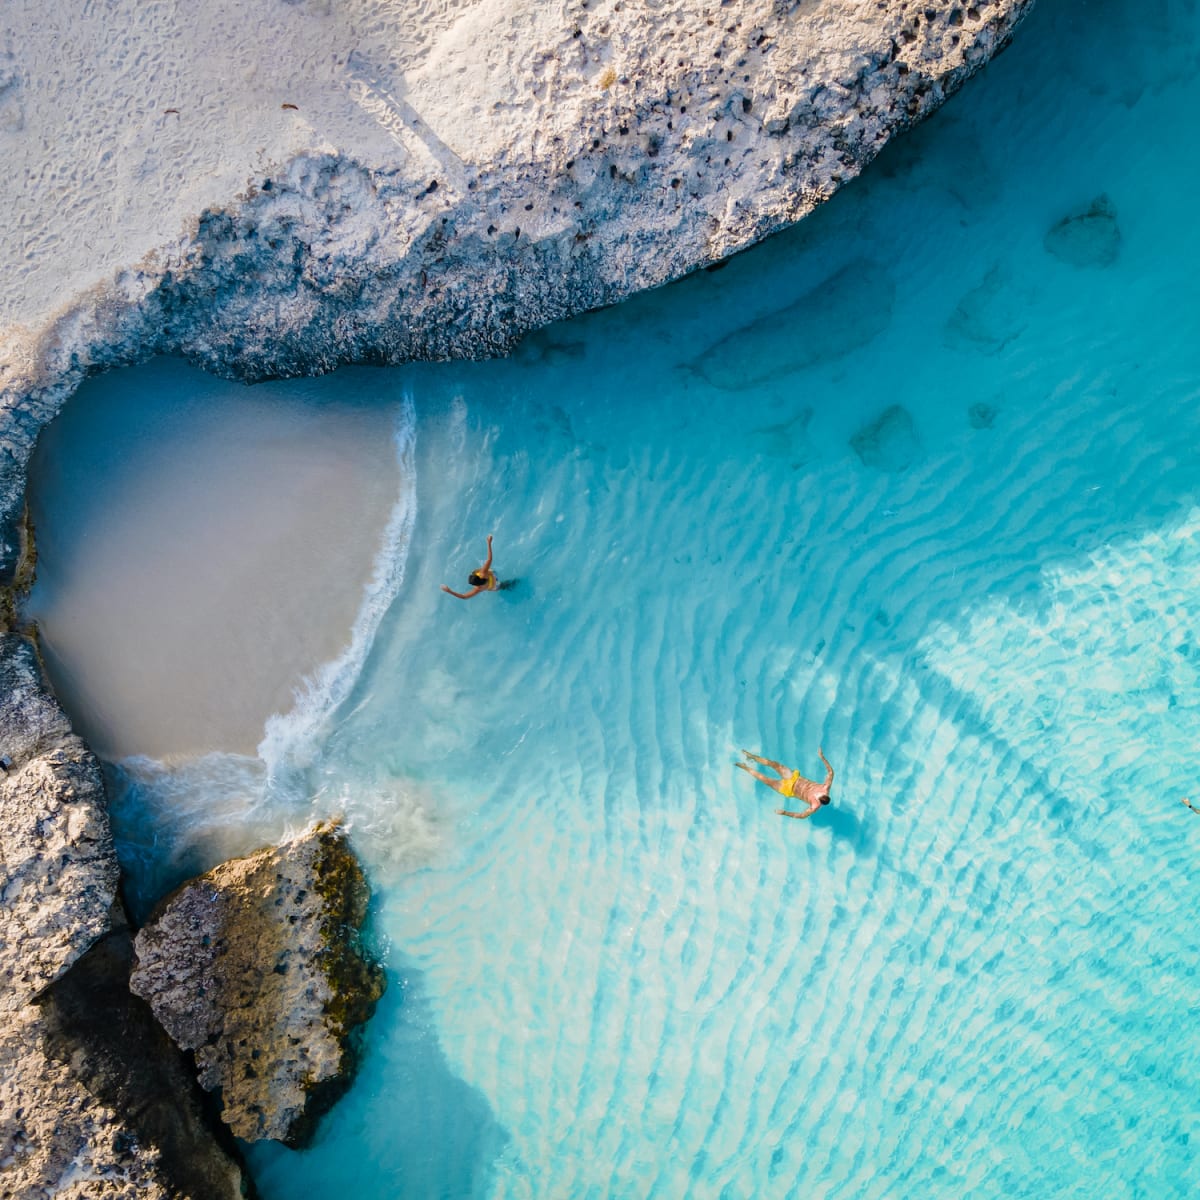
1182,798,1200,814
736,746,833,819
441,535,516,599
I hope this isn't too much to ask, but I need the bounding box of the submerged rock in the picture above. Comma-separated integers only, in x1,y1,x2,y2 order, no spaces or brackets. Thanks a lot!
691,261,896,389
944,264,1027,353
130,821,386,1146
968,401,999,429
1044,194,1121,268
850,404,921,471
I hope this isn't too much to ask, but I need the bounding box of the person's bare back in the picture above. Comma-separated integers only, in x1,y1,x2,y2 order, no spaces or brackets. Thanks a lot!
736,747,834,819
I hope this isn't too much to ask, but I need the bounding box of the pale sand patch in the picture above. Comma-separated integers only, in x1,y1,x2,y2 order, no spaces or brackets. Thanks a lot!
26,358,407,760
1,0,566,333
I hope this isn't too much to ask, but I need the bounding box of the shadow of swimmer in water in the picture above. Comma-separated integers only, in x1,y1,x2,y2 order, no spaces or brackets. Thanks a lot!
441,534,518,600
736,746,834,820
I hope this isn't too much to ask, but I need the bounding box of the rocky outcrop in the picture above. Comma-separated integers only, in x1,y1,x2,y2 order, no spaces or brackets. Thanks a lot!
0,634,116,1001
130,821,386,1147
0,0,1034,581
0,633,247,1199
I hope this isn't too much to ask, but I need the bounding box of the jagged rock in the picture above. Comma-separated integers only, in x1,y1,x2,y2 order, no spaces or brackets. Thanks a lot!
8,930,249,1200
0,635,246,1199
1044,194,1121,267
130,821,386,1147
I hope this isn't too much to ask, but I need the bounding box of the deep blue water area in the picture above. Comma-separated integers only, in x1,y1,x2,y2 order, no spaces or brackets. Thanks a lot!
25,1,1200,1196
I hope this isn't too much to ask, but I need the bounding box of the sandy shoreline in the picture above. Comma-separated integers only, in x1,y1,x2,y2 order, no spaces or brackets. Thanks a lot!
27,359,411,760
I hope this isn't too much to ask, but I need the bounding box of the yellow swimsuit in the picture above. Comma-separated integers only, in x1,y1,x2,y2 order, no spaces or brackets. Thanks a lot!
780,770,802,799
476,567,498,590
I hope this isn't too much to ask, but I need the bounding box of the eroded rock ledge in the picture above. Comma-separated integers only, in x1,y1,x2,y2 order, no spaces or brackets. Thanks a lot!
130,821,386,1148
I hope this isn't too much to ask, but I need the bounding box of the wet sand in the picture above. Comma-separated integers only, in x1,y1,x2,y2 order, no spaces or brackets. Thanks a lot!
26,358,408,760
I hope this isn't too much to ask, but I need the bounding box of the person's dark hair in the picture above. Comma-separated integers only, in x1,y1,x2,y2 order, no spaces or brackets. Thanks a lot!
818,794,831,805
468,572,487,587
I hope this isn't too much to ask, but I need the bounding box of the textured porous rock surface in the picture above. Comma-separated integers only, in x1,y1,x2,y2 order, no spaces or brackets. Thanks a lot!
0,633,117,1003
0,634,246,1199
13,930,250,1200
0,0,1033,581
130,821,386,1146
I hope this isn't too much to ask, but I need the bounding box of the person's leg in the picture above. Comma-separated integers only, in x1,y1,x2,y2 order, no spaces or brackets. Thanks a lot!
735,762,781,791
741,749,788,775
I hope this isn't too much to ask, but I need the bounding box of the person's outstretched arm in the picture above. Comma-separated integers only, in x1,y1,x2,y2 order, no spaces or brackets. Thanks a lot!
442,584,484,599
482,534,494,572
776,800,819,820
819,747,834,790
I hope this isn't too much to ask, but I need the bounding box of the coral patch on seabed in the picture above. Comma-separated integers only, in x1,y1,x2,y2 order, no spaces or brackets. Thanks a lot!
944,264,1027,353
1044,194,1121,268
130,820,386,1147
850,404,922,471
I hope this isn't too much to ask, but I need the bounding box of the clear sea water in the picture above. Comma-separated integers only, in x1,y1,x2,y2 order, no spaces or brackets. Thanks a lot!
24,1,1200,1196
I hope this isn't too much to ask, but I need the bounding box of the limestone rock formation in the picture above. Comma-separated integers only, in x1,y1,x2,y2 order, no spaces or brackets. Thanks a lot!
130,821,386,1146
0,633,116,1002
0,634,247,1199
16,929,250,1200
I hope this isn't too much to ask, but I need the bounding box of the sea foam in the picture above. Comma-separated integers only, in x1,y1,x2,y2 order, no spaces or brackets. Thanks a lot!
258,391,418,780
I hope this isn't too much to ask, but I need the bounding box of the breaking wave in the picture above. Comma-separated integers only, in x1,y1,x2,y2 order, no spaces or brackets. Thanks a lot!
257,389,418,779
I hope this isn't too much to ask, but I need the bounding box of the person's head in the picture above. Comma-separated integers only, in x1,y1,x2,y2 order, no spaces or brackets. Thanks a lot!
468,571,487,587
818,794,831,806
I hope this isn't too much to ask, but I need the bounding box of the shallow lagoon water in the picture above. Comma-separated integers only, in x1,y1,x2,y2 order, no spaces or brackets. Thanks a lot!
24,1,1200,1196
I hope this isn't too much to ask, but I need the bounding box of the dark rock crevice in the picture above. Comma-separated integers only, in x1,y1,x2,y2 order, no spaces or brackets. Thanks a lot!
36,928,252,1200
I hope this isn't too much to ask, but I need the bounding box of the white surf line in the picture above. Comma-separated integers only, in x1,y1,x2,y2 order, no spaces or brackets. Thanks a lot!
258,389,418,779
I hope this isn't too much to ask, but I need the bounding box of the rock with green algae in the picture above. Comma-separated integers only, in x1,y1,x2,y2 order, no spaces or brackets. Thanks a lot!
129,821,386,1147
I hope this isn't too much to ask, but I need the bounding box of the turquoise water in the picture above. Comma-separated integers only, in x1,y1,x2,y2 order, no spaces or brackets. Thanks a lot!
25,1,1200,1196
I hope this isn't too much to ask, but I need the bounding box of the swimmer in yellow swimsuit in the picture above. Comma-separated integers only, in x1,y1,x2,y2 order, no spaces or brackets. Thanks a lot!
736,747,834,819
442,535,516,599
